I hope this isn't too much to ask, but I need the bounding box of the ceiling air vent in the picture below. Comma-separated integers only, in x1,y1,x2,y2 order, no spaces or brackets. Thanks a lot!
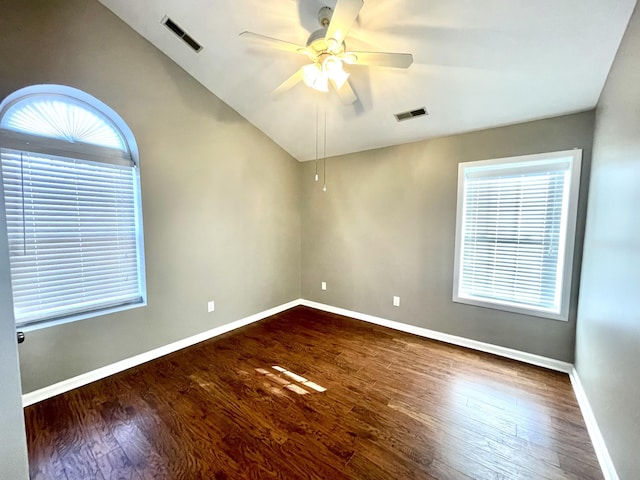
394,107,428,122
162,16,203,52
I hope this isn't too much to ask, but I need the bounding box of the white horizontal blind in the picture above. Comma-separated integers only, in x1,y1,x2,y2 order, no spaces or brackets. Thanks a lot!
458,160,571,314
1,95,127,150
1,148,141,326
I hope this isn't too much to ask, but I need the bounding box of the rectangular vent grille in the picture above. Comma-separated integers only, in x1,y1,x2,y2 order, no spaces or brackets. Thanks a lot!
395,107,428,122
162,16,203,52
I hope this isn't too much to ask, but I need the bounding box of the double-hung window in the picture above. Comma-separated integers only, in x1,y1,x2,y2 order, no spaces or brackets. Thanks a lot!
0,86,146,328
453,150,582,320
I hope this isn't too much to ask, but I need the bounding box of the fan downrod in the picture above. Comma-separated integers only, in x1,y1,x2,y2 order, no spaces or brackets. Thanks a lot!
307,6,344,55
318,6,333,27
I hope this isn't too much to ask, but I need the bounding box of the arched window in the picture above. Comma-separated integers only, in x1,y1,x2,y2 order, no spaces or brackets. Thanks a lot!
0,85,146,328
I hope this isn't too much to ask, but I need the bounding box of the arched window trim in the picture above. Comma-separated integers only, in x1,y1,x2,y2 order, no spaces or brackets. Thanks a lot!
0,85,146,329
0,85,139,167
0,128,133,166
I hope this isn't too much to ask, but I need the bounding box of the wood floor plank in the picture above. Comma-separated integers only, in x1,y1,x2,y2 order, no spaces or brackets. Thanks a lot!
24,405,68,480
24,306,603,479
58,445,105,480
98,399,172,480
95,447,141,480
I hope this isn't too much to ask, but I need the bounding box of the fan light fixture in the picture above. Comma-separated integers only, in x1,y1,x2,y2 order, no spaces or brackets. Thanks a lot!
239,0,413,105
302,56,350,92
302,63,329,92
323,56,350,89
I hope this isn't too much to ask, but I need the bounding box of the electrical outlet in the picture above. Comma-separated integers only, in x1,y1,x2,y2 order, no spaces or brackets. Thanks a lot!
321,281,327,291
393,296,400,307
207,300,215,312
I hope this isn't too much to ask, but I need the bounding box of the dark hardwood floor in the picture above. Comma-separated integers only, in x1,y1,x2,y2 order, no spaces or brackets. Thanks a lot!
24,306,603,479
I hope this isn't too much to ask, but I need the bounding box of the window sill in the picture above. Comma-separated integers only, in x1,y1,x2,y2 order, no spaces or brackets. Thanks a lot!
17,301,147,333
452,295,568,322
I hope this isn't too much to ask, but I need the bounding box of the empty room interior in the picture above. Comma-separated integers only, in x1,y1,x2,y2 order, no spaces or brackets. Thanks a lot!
1,0,639,479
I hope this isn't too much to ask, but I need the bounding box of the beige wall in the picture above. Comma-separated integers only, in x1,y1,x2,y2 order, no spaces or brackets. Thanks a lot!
4,1,636,476
301,112,594,362
576,3,640,478
0,169,29,479
0,0,599,395
0,0,301,393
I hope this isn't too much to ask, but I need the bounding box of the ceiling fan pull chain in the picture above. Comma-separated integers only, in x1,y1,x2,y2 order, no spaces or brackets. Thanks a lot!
315,101,319,182
323,99,327,192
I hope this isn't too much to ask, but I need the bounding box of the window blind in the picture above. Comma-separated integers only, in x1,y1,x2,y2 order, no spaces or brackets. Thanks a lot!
457,160,571,314
1,95,128,150
1,148,142,326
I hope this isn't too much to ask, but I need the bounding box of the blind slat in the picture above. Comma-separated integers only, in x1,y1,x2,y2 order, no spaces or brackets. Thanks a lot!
1,146,143,326
457,157,572,313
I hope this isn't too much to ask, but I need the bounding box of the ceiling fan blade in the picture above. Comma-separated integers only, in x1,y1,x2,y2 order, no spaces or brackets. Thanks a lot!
331,78,357,105
344,51,414,68
240,31,307,54
273,68,304,97
325,0,364,47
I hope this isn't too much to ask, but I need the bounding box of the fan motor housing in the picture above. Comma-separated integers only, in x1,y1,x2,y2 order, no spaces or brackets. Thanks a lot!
306,28,346,55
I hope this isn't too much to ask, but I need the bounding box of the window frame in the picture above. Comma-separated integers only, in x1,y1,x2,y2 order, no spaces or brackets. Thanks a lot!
452,149,582,321
0,85,146,331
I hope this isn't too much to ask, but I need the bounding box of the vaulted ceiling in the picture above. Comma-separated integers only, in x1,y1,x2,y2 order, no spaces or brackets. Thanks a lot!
98,0,636,161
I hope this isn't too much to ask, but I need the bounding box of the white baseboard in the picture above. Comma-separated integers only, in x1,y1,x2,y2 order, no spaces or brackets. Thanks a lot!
569,368,620,480
22,298,615,480
302,300,618,478
300,300,573,373
21,298,571,407
21,299,302,407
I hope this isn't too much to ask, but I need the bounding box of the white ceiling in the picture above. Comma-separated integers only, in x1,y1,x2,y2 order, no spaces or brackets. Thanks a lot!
98,0,636,161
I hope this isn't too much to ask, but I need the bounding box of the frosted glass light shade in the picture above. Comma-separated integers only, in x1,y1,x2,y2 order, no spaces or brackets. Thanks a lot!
302,63,329,93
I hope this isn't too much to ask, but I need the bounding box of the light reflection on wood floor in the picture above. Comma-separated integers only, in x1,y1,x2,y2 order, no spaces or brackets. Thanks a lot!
24,306,603,479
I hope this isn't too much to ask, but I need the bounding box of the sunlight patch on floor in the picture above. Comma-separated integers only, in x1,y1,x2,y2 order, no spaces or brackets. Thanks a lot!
254,365,327,395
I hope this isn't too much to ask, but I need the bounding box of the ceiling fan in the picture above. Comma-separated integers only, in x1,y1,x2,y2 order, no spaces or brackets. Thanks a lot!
239,0,414,105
